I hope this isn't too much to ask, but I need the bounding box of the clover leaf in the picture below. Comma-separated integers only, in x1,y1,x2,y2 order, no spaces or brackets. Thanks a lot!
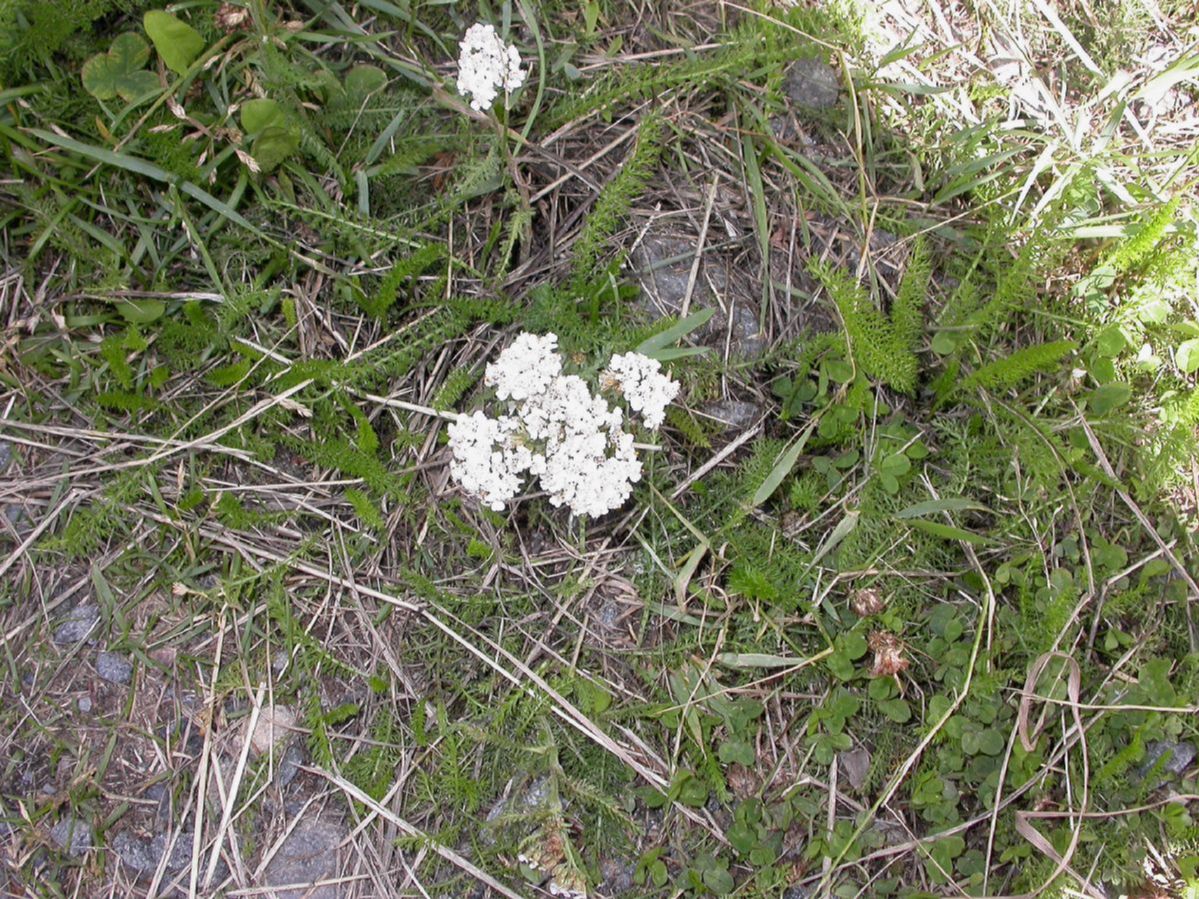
144,11,205,75
240,99,300,173
81,33,159,103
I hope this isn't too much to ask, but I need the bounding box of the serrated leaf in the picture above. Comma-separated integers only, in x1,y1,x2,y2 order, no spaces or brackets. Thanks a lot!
144,10,205,74
81,33,157,102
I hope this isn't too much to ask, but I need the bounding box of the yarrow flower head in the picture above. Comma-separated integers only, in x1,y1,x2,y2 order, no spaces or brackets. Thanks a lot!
447,333,680,517
445,412,529,511
455,23,527,113
484,331,561,401
601,351,680,430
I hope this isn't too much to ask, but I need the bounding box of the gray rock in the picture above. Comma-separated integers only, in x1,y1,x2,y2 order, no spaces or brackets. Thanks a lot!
600,857,636,895
482,776,554,845
50,816,92,857
631,235,766,362
1138,740,1197,785
149,830,195,874
53,605,100,645
113,828,201,881
112,831,158,876
3,504,26,528
0,440,11,472
633,235,706,316
783,57,841,110
97,651,133,684
145,781,174,827
699,399,761,431
275,742,304,790
259,819,346,899
727,304,766,360
77,696,92,713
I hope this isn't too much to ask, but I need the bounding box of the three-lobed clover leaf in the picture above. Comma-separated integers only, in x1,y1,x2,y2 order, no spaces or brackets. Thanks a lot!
144,10,206,75
81,33,159,103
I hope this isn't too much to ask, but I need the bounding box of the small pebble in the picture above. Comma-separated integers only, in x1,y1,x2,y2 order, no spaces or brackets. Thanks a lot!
77,696,92,713
782,57,841,110
1138,740,1197,786
259,819,346,899
52,605,100,645
275,742,305,790
0,440,11,472
247,706,297,756
50,816,93,857
96,651,133,684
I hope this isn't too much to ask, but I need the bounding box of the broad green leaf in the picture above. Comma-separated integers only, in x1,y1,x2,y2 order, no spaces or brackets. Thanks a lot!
717,739,755,766
251,126,300,172
636,306,715,357
895,497,989,519
878,697,911,722
144,10,205,74
1086,382,1131,416
344,64,388,96
840,631,868,660
114,299,166,324
930,331,957,355
751,417,818,507
1095,325,1127,357
717,652,815,668
906,517,997,545
240,98,285,134
1176,338,1199,374
29,129,255,232
81,33,157,102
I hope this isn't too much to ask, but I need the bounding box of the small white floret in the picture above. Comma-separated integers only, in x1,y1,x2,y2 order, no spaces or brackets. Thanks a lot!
455,23,527,113
446,412,532,511
484,331,561,402
602,352,680,430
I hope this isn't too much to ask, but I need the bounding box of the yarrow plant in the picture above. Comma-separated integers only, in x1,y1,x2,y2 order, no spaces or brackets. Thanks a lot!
455,23,527,112
447,333,679,516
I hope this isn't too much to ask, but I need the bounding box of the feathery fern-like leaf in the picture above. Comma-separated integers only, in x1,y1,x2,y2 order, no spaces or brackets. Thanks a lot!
810,259,918,395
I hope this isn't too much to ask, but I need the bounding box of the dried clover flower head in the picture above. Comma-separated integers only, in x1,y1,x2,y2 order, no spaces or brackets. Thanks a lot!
868,631,909,679
851,587,886,617
455,23,527,112
215,3,250,32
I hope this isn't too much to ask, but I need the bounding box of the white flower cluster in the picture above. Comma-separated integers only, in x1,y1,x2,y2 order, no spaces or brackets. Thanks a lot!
601,352,680,430
455,23,527,112
447,334,679,517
